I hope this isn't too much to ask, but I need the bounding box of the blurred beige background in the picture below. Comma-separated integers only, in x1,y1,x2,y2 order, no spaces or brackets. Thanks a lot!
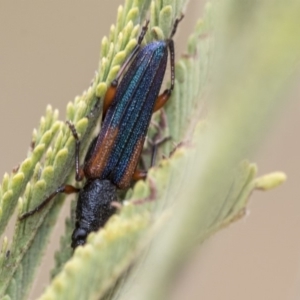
0,1,299,299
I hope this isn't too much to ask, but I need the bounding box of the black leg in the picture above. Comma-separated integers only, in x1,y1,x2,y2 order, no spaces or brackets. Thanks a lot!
19,184,80,220
66,121,84,181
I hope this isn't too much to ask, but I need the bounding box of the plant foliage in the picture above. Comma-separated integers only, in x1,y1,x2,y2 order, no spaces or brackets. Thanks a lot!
0,0,297,299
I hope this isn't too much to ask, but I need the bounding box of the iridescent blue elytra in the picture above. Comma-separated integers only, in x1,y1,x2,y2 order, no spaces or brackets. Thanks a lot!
19,17,183,249
84,41,169,188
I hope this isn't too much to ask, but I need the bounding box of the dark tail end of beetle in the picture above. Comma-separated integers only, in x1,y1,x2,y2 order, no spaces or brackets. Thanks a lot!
71,179,117,249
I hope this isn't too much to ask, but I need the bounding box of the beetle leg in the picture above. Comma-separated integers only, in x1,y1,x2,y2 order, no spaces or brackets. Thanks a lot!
66,121,85,181
152,89,171,112
115,20,149,82
132,178,157,205
149,136,171,166
133,135,171,183
102,82,118,119
19,184,80,220
153,36,176,113
132,169,148,181
169,14,184,39
102,20,150,119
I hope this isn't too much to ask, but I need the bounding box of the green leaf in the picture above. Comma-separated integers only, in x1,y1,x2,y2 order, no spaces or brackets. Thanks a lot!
0,0,292,299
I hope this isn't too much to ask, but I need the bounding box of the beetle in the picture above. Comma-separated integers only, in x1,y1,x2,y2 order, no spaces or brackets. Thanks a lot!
20,16,183,249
